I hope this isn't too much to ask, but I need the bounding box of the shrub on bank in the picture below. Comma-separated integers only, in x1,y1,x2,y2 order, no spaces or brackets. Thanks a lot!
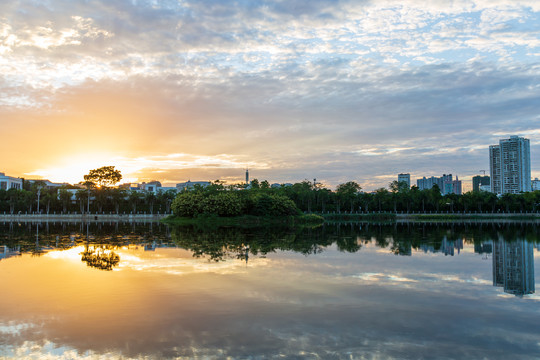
171,190,301,218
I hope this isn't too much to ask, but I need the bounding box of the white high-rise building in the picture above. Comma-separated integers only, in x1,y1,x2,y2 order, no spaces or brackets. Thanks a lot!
489,136,531,194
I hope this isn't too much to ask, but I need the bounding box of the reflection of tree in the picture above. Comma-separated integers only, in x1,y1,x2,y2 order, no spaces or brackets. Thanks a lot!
80,247,120,271
170,225,341,261
1,221,540,263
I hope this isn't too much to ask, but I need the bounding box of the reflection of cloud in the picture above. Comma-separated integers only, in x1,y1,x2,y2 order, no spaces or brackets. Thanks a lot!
0,322,35,336
116,248,270,275
1,240,540,359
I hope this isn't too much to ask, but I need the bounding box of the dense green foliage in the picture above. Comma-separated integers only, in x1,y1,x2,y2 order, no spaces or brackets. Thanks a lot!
83,166,122,188
0,185,177,214
171,179,540,218
171,183,300,217
2,176,540,216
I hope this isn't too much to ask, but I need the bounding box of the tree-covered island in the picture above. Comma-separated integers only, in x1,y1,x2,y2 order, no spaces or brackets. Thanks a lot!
166,181,324,226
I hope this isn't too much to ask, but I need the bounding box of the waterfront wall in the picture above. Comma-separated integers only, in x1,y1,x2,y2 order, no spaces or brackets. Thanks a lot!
0,213,170,222
395,212,540,219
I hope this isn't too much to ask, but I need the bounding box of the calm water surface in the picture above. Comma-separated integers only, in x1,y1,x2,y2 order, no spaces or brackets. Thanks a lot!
0,221,539,359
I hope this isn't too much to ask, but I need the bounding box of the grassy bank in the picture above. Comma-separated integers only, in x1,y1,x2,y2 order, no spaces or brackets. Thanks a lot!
321,213,397,222
162,213,324,228
402,213,540,221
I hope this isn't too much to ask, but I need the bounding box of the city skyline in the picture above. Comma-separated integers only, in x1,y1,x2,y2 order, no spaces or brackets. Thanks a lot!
1,1,540,190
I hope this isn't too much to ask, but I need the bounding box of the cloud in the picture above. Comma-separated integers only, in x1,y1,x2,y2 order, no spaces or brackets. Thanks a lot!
1,0,540,188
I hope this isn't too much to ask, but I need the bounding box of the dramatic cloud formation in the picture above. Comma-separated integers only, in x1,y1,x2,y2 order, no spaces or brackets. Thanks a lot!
1,0,539,188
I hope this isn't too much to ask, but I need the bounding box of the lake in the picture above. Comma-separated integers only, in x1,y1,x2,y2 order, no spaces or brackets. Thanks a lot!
1,221,539,359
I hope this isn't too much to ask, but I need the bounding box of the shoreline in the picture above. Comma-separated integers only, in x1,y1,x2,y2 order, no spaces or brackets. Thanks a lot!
1,212,539,224
0,213,169,222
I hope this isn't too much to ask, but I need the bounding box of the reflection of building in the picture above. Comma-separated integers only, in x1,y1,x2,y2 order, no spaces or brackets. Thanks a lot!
490,136,531,194
419,243,436,253
474,242,492,255
0,245,21,261
492,238,535,296
440,236,463,256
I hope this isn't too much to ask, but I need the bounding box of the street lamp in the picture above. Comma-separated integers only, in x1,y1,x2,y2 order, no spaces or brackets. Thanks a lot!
36,187,42,214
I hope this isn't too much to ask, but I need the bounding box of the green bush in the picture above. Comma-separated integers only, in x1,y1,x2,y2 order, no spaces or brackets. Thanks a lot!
171,190,301,218
171,192,204,217
202,192,243,217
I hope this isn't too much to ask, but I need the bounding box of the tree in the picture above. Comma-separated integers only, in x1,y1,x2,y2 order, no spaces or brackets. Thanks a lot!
58,188,72,213
7,188,19,214
336,181,361,212
128,190,143,213
145,191,156,214
76,189,88,213
374,188,389,211
109,188,126,213
83,166,122,188
41,190,57,214
157,189,177,213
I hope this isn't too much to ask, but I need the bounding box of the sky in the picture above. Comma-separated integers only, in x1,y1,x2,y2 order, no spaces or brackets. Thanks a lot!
1,0,540,190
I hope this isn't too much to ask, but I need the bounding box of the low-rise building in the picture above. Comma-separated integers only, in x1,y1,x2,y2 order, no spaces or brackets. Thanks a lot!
176,180,211,192
26,179,69,189
0,172,23,190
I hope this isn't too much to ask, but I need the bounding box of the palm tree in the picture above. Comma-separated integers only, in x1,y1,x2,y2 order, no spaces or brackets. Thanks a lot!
128,190,143,213
58,188,72,213
109,188,126,213
145,191,156,214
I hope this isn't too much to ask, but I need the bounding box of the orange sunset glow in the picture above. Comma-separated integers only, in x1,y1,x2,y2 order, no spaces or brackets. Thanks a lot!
1,0,538,189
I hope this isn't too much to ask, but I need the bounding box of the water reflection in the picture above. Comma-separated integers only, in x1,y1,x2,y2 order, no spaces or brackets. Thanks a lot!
1,222,539,293
0,221,539,359
493,237,535,296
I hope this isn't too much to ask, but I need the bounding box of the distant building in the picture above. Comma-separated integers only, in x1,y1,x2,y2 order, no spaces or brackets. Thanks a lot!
120,182,177,194
245,169,249,185
532,178,540,191
490,136,531,194
417,176,442,191
444,176,462,195
472,175,490,192
417,174,461,195
176,180,211,191
0,172,23,190
271,183,293,188
397,173,410,188
26,179,69,190
479,184,491,192
157,186,177,193
141,181,162,193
